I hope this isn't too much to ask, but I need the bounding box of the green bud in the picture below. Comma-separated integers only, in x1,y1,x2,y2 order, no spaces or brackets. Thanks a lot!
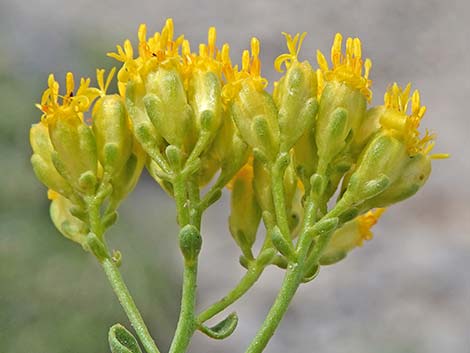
144,67,196,149
126,78,166,157
364,152,432,209
179,224,202,263
315,81,367,173
230,82,279,159
275,61,318,151
345,133,408,203
229,171,262,257
30,123,73,197
92,95,132,176
50,193,88,245
188,70,223,136
48,113,98,192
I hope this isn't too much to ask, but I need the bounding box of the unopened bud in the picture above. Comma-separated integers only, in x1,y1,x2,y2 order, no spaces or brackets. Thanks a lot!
92,95,132,176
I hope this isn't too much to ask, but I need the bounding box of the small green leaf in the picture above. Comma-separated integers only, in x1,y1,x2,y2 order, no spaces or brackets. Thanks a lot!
198,312,239,340
109,324,143,353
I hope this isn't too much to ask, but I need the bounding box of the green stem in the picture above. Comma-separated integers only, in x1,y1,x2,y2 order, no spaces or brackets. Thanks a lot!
271,163,291,241
197,263,264,324
102,258,161,353
168,260,198,353
173,174,190,226
244,262,301,353
245,230,312,353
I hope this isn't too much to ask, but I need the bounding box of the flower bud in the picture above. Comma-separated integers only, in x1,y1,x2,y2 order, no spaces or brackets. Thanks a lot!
315,81,367,174
49,191,88,245
275,61,318,151
92,95,132,176
30,122,73,197
230,82,280,160
187,70,223,139
144,67,196,151
344,132,408,203
48,112,98,193
363,153,432,209
125,78,166,158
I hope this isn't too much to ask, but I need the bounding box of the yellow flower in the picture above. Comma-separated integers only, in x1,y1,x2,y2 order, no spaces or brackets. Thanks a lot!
274,32,307,72
107,18,185,95
356,208,386,246
317,33,372,100
221,37,268,104
380,83,448,158
36,72,100,123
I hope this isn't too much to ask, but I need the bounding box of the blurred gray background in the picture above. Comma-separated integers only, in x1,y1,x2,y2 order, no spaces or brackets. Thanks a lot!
1,0,469,352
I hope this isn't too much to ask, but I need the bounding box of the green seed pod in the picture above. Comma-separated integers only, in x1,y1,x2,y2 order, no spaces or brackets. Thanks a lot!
144,67,196,150
48,112,98,193
230,82,279,160
275,60,318,151
50,192,88,245
30,122,73,197
92,95,132,176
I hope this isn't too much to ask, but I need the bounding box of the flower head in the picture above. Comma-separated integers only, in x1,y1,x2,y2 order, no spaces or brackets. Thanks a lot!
221,37,268,104
317,33,372,100
381,83,448,158
36,72,100,123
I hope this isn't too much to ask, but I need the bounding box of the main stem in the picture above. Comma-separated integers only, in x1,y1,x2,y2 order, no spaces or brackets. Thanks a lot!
168,260,198,353
169,176,200,353
244,233,312,353
102,258,161,353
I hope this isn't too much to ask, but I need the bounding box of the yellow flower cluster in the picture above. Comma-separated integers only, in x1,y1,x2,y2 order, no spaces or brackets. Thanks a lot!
31,18,445,264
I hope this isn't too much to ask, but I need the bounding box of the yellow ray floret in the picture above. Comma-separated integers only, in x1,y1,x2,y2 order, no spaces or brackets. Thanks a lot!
317,33,372,100
36,72,100,123
356,208,386,246
221,37,268,104
382,83,448,158
107,18,184,86
181,26,223,82
274,32,307,72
